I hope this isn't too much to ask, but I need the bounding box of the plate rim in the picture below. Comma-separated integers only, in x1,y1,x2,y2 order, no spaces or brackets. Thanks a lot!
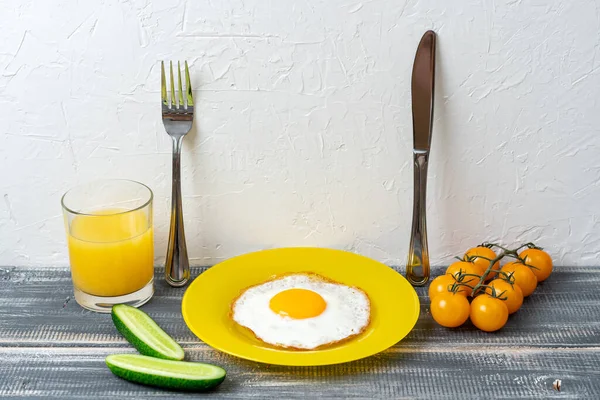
181,247,420,366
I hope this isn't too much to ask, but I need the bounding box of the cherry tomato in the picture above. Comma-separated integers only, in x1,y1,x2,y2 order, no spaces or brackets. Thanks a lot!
519,248,553,282
431,291,471,328
428,274,465,300
501,262,537,297
470,294,509,332
486,278,524,314
465,246,499,281
445,261,481,296
469,263,487,278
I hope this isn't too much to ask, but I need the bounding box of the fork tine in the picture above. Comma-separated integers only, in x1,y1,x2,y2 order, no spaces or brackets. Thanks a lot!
185,61,194,107
169,61,175,109
177,61,184,109
161,61,168,107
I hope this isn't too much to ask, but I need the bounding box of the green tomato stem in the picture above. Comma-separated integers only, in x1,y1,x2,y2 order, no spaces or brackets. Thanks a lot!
471,247,520,296
454,241,540,297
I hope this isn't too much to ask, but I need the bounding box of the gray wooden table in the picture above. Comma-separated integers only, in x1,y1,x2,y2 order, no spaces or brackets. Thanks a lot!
1,266,598,399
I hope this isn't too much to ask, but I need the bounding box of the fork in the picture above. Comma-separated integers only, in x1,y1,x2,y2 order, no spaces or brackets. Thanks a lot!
161,60,193,287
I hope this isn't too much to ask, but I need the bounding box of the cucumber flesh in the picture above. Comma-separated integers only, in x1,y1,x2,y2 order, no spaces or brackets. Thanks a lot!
112,304,184,361
106,354,226,391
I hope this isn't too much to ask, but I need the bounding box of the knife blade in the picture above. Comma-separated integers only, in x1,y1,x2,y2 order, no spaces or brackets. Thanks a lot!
411,30,436,152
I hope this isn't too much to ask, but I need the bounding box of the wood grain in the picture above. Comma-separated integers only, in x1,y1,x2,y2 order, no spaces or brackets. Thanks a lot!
0,346,597,399
1,267,598,348
1,266,600,398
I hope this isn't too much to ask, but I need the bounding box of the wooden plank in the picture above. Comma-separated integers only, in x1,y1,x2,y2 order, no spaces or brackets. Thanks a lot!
1,266,600,398
1,267,599,348
0,346,597,399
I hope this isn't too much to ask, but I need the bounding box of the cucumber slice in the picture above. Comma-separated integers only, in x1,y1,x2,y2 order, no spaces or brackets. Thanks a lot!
111,304,184,361
106,354,226,391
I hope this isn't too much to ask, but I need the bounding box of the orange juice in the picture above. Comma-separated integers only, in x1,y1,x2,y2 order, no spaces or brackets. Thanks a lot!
67,208,153,297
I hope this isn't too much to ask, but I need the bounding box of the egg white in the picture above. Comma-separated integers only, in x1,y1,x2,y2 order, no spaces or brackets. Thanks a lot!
231,274,371,350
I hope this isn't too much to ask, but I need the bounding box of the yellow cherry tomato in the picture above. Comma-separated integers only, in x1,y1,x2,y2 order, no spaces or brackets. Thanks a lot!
431,292,471,328
446,261,481,296
429,274,466,300
486,278,524,314
465,246,499,281
501,262,538,297
519,248,553,282
470,294,509,332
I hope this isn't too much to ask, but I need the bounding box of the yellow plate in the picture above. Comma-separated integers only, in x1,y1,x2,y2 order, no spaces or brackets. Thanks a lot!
181,247,420,366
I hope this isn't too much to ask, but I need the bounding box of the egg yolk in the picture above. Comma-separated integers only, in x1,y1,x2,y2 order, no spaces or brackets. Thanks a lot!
269,288,327,319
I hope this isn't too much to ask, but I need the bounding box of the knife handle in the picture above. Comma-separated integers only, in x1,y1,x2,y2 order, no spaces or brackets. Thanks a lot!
406,150,430,286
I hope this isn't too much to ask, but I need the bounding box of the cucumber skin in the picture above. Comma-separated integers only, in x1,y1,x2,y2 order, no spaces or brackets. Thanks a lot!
111,308,184,361
106,357,226,391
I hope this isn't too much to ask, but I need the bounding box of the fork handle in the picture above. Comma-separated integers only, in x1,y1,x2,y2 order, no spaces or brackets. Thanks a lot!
165,136,190,287
406,150,430,286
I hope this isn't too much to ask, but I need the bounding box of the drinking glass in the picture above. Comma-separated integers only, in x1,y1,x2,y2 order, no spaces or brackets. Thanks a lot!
61,179,154,312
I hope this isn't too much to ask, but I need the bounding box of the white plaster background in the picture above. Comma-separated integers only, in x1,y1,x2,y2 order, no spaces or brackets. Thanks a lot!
1,0,599,267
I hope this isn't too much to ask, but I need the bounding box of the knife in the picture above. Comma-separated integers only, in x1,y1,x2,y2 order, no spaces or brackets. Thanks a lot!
406,30,436,286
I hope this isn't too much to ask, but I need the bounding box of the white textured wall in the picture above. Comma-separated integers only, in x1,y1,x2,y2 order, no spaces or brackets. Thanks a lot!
1,0,599,267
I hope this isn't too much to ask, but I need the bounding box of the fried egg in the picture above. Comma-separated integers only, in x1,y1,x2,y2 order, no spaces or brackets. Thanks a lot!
231,273,371,350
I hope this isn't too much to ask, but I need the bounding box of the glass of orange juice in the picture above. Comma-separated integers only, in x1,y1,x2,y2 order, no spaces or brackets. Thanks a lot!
61,179,154,312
